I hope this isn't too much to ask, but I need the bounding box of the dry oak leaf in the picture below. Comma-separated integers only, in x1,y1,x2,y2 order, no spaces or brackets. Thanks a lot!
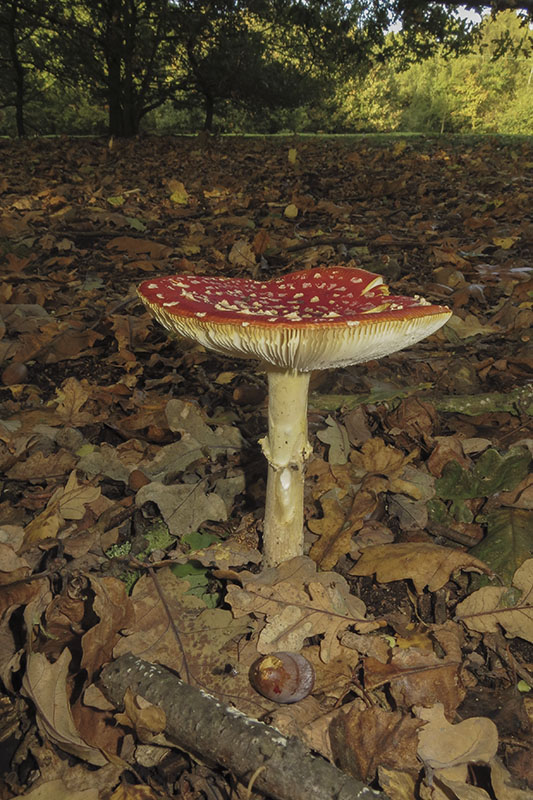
226,555,377,663
350,542,491,593
364,647,465,720
19,780,99,800
490,757,533,800
21,649,108,766
53,377,94,424
309,439,422,504
455,558,533,643
309,485,382,570
306,457,357,500
6,449,76,481
107,236,173,258
109,785,160,800
22,471,100,548
135,480,227,538
351,438,421,498
377,767,418,800
228,238,256,267
165,398,242,452
497,473,533,509
415,702,498,770
81,576,134,681
113,568,250,687
114,687,166,743
428,436,471,478
329,705,424,783
0,542,30,581
167,179,189,205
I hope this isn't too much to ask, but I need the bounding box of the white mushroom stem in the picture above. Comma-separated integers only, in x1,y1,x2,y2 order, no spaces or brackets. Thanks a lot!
259,367,312,567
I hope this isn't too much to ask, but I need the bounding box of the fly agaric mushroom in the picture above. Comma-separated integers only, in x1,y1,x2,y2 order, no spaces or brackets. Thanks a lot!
138,267,451,567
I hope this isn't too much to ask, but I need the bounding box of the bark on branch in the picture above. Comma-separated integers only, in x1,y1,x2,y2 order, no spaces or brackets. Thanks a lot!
100,653,386,800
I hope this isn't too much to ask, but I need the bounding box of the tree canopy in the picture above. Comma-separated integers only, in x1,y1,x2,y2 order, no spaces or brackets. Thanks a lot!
1,0,532,136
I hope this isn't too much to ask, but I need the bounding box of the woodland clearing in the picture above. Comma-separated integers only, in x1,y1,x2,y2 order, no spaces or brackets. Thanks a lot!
0,134,532,800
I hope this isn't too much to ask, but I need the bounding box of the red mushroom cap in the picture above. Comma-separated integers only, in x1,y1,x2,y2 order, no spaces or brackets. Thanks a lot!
138,267,451,371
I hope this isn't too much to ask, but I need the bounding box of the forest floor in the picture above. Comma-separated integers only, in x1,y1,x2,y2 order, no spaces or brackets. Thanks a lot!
0,134,532,800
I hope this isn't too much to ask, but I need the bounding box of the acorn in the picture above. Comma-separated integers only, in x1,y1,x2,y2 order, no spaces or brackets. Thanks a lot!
1,362,28,386
249,652,315,703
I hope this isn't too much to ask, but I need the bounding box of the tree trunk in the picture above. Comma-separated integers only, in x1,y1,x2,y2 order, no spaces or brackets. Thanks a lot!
104,1,139,137
7,0,26,137
204,92,214,131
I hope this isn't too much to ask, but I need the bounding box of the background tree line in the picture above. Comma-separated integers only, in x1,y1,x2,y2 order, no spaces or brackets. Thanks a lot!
0,0,531,137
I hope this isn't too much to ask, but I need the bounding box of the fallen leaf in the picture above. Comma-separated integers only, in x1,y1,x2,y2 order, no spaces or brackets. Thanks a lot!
415,703,498,770
317,416,351,464
497,473,533,509
113,568,250,687
54,378,93,424
364,647,465,719
228,238,256,267
350,542,491,593
19,779,99,800
106,236,173,259
309,487,379,570
22,650,108,766
490,757,533,799
330,705,423,782
444,312,499,339
428,437,471,477
6,450,77,481
377,767,418,800
455,558,533,643
115,687,166,742
226,556,375,662
22,472,101,548
81,576,134,680
109,784,160,800
165,398,242,452
135,480,227,537
469,508,533,585
167,179,189,205
57,471,101,519
284,203,298,218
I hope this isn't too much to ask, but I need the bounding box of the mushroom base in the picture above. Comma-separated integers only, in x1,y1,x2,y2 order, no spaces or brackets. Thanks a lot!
260,368,312,567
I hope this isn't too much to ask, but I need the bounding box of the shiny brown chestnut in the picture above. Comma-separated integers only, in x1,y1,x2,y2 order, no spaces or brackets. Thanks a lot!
249,652,315,703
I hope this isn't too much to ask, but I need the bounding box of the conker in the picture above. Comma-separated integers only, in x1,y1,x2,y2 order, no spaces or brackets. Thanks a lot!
2,362,28,386
249,652,315,703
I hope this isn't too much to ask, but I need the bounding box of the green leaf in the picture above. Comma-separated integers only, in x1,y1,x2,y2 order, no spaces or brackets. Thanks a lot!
427,497,455,525
183,531,220,550
436,460,478,501
469,508,533,587
435,448,531,523
171,561,208,583
124,216,146,231
107,194,125,207
170,560,218,607
473,448,530,495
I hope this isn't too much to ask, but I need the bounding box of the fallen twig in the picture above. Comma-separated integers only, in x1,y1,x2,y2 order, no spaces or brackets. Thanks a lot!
100,653,387,800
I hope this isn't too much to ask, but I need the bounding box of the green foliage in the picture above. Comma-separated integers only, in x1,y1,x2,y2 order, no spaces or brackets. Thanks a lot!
322,11,533,135
1,1,532,135
393,11,533,133
469,508,533,586
170,530,222,607
429,447,531,524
